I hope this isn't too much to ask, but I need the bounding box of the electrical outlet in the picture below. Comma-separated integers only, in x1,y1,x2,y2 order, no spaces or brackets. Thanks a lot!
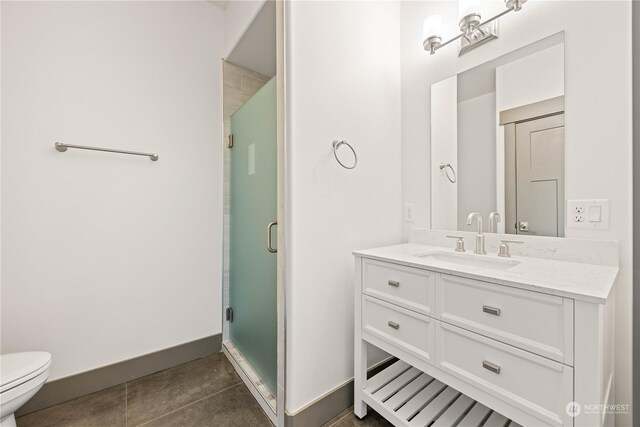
404,203,416,222
566,200,609,229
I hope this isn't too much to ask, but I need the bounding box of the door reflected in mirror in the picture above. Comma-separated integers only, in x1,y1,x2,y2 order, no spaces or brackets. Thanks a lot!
430,32,565,237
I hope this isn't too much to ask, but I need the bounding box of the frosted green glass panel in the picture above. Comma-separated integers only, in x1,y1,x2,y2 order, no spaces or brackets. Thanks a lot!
229,77,277,395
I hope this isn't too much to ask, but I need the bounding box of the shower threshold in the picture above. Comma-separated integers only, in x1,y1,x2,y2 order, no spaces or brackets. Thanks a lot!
223,341,277,424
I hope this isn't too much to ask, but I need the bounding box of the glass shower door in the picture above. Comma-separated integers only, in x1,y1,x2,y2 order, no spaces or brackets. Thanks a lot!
229,77,277,396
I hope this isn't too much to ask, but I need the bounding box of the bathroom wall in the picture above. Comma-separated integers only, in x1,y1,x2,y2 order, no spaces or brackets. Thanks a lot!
224,0,267,58
456,92,496,230
431,76,458,230
495,43,564,112
1,1,225,380
401,1,632,424
285,0,402,413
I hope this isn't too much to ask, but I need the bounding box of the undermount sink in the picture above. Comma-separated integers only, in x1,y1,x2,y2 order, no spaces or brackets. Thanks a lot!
414,251,521,271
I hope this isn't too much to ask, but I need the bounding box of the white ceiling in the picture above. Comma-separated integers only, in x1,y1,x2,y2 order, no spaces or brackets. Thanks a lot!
225,0,276,77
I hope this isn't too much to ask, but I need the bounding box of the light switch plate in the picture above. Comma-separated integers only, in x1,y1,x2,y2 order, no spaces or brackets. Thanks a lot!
566,199,609,229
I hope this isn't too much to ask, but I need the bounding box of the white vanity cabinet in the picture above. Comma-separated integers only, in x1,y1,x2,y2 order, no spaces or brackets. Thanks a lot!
354,252,616,427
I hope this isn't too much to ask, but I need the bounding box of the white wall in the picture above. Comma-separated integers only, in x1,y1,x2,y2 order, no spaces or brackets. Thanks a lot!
496,43,564,111
225,0,276,77
1,1,225,381
285,0,402,413
401,1,632,424
431,76,458,230
224,0,267,58
457,91,496,230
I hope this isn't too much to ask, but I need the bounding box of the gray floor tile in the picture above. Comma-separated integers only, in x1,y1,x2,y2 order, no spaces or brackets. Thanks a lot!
324,407,393,427
127,353,241,426
16,384,126,427
142,383,272,427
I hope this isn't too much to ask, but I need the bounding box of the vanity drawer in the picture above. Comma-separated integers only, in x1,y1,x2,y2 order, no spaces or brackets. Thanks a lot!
362,295,434,363
436,322,573,427
436,274,573,364
362,258,435,316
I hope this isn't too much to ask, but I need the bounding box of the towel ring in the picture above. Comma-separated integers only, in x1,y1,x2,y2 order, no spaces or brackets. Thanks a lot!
439,163,457,183
333,140,358,170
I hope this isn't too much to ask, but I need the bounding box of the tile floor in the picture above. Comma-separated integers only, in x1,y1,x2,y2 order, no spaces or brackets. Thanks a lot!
323,408,392,427
16,353,270,427
16,352,387,427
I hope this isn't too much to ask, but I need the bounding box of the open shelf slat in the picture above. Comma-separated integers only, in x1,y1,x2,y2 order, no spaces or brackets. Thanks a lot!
361,360,520,427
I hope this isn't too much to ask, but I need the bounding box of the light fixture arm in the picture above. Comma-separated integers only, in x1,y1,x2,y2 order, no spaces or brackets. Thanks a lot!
424,3,520,55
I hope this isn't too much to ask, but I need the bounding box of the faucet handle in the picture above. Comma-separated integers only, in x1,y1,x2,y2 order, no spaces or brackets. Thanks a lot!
498,240,523,258
446,235,466,252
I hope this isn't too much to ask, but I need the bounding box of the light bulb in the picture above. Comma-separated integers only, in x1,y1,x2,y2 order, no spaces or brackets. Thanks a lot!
458,0,482,20
422,15,443,54
458,0,482,35
422,15,442,41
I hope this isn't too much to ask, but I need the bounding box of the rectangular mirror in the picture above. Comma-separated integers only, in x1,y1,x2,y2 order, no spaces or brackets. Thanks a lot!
430,32,565,237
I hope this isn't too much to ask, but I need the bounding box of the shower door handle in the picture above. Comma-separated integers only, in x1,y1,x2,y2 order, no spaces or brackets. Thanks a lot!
267,221,278,253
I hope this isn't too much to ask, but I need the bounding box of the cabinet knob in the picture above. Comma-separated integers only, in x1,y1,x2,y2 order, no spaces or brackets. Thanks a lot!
388,321,400,330
388,280,400,288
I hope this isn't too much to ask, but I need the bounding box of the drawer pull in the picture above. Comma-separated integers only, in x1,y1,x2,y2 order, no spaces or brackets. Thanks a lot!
482,305,501,316
482,360,501,374
388,280,400,288
388,321,400,330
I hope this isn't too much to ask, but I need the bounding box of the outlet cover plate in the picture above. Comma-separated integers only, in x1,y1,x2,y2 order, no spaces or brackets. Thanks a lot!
404,203,416,222
566,199,609,229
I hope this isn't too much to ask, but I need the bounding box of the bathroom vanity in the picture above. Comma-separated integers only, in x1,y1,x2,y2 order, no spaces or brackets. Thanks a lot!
353,231,617,427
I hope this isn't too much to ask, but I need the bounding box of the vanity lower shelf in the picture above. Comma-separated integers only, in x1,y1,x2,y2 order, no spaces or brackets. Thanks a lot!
364,359,521,427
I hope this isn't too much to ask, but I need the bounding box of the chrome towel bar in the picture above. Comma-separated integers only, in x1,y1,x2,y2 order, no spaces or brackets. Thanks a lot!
55,142,159,161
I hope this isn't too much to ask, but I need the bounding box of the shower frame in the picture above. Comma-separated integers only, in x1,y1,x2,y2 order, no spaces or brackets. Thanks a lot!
219,2,287,426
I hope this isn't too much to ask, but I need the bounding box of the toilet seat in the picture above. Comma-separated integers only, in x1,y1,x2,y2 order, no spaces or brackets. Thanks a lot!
1,352,52,393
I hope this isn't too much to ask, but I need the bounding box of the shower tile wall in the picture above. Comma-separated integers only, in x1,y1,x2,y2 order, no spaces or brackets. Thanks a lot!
223,61,271,340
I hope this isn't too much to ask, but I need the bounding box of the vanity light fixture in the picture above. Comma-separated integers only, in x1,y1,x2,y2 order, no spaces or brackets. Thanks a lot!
422,15,443,54
458,0,482,36
423,0,527,56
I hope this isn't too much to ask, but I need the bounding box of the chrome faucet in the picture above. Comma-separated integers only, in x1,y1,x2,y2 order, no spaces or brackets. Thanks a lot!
467,212,486,254
489,212,501,233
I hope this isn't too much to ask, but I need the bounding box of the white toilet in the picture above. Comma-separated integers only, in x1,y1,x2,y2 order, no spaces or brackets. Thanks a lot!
0,352,51,427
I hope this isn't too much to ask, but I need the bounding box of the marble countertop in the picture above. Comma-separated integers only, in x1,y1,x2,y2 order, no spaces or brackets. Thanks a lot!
354,243,618,304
